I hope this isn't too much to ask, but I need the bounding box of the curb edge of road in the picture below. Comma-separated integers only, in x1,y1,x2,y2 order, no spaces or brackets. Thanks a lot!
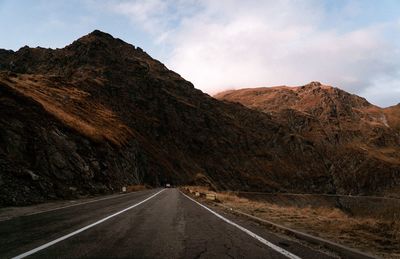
219,204,378,259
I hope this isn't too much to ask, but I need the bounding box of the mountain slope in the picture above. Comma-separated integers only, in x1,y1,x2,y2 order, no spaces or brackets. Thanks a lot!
0,31,335,206
216,82,400,197
0,31,399,205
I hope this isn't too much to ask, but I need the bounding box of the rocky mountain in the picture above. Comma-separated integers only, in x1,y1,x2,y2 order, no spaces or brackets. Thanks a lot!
0,31,398,206
216,83,400,197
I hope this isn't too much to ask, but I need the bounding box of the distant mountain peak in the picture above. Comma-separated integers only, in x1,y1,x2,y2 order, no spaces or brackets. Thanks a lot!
73,29,121,46
67,30,150,59
300,81,335,91
306,81,322,87
89,29,113,37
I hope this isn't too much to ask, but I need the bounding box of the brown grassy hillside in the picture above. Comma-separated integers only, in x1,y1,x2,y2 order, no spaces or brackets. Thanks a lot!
0,73,133,146
216,82,400,197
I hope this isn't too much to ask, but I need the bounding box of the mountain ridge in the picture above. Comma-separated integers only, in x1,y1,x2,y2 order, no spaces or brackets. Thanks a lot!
0,30,398,206
216,82,400,196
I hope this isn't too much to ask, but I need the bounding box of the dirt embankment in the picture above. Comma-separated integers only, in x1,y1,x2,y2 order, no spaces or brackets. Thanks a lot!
235,192,400,221
186,186,400,259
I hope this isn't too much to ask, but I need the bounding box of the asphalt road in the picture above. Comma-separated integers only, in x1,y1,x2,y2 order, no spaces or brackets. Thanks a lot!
0,188,335,259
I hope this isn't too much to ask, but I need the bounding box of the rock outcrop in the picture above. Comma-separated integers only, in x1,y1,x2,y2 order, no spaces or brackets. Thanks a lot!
1,31,398,205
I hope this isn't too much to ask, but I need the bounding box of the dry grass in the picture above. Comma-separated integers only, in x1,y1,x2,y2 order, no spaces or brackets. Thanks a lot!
0,73,133,146
185,186,400,258
384,104,400,130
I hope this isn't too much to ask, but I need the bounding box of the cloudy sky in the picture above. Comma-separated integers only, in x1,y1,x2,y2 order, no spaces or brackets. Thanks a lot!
0,0,399,107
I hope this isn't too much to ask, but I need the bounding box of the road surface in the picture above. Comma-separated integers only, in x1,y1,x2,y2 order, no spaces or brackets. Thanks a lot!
0,188,334,259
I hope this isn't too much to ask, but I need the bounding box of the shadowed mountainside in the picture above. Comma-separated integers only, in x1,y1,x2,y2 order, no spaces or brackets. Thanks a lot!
216,83,400,197
0,31,398,205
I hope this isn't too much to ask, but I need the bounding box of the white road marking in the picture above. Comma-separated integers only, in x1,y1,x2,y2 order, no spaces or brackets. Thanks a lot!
1,190,154,222
181,191,302,259
23,192,141,217
11,189,165,259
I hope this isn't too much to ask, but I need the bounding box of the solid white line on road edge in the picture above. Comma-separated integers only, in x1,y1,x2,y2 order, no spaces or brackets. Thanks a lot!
11,189,166,259
180,191,302,259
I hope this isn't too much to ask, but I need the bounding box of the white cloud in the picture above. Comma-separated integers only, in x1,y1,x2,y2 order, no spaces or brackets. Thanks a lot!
110,0,168,33
108,0,400,107
105,0,200,42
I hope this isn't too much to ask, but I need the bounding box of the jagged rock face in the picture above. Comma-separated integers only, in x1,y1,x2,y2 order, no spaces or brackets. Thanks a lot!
0,31,398,205
0,30,335,206
216,83,400,196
